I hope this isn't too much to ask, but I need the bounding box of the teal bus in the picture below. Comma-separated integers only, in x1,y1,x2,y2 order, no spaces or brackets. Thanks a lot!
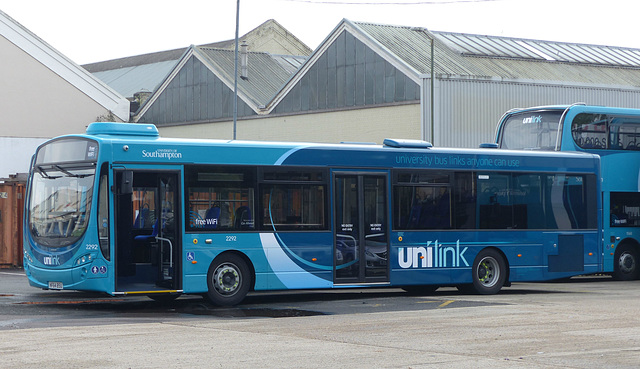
496,104,640,280
24,122,601,305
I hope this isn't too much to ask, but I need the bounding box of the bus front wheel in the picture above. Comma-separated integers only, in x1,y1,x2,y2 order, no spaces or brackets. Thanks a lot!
206,254,251,306
614,244,640,281
469,249,506,295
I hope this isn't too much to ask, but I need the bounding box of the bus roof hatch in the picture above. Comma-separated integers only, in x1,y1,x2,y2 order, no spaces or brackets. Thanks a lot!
86,122,160,137
383,138,433,149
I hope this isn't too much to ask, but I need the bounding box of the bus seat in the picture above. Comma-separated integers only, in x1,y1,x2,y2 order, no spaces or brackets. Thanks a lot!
406,204,422,229
133,206,150,229
204,206,220,229
234,206,252,229
134,219,159,242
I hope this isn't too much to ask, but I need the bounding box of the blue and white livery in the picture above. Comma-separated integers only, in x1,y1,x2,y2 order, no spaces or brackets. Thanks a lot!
24,122,602,305
496,104,640,280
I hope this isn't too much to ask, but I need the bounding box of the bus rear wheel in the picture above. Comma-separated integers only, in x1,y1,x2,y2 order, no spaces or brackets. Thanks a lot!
469,249,506,295
614,244,640,281
206,254,251,306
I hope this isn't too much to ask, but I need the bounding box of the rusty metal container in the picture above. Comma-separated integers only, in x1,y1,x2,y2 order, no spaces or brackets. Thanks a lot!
0,181,25,268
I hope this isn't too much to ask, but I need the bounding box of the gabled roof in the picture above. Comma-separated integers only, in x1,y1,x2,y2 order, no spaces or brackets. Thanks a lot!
196,47,305,108
84,19,311,99
82,40,231,99
266,19,429,111
0,10,129,121
268,19,640,112
134,45,305,120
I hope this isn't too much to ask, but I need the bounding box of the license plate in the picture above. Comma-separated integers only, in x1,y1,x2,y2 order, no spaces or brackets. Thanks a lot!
48,281,63,290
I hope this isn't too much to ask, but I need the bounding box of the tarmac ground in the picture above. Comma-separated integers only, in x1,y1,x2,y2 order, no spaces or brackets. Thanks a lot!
1,269,639,368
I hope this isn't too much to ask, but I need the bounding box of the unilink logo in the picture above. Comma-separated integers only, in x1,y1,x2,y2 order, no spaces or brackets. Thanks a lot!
398,240,469,268
522,115,543,124
43,255,60,266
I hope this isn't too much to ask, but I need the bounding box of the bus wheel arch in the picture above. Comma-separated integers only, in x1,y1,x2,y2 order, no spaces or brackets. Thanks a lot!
613,241,640,281
205,251,255,306
469,247,508,295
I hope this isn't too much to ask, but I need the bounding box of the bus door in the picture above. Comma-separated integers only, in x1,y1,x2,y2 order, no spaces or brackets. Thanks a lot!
334,173,389,283
114,169,181,293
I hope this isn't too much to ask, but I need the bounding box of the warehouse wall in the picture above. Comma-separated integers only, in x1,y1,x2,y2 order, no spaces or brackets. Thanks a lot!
422,77,640,148
158,103,421,144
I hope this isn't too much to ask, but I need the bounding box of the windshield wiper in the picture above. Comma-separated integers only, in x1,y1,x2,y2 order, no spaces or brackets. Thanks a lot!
54,165,74,177
36,166,60,179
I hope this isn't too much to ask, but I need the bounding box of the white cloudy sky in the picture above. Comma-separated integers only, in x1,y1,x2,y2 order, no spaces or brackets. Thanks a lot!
0,0,636,64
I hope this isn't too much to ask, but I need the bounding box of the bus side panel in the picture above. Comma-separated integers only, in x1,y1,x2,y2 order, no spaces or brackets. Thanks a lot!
182,232,333,294
597,152,640,273
389,230,600,286
558,111,638,275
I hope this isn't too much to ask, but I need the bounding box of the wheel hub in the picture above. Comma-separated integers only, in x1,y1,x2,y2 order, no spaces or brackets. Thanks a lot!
619,252,636,274
478,265,488,280
477,258,498,287
215,265,240,294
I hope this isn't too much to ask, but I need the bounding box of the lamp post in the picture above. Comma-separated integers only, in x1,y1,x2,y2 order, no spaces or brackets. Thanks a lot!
430,35,434,145
233,0,240,140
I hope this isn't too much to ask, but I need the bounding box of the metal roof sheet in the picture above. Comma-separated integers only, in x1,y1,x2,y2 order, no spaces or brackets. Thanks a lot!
91,60,178,98
272,54,307,74
351,21,640,87
434,31,640,67
85,19,310,100
196,47,299,108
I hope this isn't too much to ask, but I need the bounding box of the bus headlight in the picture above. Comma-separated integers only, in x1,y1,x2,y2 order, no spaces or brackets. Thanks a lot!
75,254,94,266
24,250,34,263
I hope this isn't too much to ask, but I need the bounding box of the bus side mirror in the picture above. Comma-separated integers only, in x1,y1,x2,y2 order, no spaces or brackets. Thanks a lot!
120,171,133,195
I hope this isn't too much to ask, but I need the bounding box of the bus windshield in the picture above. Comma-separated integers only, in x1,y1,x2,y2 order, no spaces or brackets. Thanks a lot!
499,110,563,150
29,164,95,247
28,138,98,248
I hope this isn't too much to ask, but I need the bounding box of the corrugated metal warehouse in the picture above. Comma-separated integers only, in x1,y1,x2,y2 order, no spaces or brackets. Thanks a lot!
131,19,640,148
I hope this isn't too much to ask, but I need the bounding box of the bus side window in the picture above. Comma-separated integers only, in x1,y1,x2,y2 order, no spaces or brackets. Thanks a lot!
478,173,513,229
260,169,327,231
611,192,640,227
184,165,256,232
393,171,452,230
97,169,110,260
261,184,326,230
610,118,640,151
399,186,450,229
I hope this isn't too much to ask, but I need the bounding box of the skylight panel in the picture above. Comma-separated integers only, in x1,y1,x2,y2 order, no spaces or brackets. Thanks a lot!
515,40,556,61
